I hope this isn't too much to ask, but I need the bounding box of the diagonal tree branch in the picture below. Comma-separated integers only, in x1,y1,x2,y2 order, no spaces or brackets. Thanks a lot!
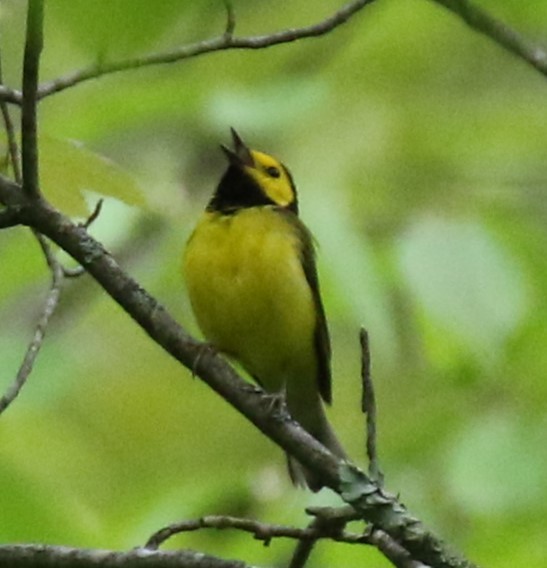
0,544,250,568
0,176,479,568
0,32,22,187
431,0,547,76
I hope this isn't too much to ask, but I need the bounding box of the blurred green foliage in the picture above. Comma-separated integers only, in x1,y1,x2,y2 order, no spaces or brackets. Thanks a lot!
1,1,546,566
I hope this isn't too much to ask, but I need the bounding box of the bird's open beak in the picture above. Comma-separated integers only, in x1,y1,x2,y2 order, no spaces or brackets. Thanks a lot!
220,128,254,168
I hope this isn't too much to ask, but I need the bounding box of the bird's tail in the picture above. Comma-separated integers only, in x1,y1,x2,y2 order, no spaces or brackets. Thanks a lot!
285,394,346,492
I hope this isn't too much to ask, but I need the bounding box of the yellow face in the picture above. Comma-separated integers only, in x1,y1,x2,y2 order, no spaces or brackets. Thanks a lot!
243,150,296,208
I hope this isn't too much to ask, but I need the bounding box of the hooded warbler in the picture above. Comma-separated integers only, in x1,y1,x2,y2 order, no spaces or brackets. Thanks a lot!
183,129,345,490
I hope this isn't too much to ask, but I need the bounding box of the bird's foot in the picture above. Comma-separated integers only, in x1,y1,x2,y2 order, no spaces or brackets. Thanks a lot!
261,390,288,416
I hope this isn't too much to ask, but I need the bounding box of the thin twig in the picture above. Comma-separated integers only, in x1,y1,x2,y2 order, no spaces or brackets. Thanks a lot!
288,517,321,568
145,514,368,551
0,20,66,410
33,228,59,271
431,0,547,76
0,262,63,415
288,510,349,568
0,33,22,185
21,0,44,198
36,0,374,100
223,0,236,38
359,330,424,567
0,102,21,182
360,328,383,485
63,199,105,277
288,507,359,568
0,95,21,183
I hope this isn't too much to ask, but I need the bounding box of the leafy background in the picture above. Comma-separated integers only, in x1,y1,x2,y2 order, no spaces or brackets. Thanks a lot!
1,0,546,566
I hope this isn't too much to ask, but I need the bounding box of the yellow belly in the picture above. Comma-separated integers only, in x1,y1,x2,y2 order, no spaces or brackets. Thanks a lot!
183,207,317,392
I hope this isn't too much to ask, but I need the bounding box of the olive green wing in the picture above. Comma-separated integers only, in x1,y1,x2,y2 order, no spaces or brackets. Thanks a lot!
284,211,332,404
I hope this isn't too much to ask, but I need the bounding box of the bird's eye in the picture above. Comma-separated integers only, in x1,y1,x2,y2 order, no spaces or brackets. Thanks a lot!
266,166,281,178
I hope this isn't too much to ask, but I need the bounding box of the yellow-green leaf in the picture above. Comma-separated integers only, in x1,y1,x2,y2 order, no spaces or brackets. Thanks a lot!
39,135,146,216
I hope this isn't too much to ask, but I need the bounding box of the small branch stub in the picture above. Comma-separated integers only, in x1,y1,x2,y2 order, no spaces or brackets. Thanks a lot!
360,328,383,485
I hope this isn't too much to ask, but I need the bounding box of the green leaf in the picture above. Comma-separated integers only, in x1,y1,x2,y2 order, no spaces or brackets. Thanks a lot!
39,135,146,216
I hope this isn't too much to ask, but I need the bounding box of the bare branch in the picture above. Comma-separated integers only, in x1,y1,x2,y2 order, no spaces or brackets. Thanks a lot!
288,511,349,568
0,174,479,568
360,328,383,485
287,506,359,568
0,0,546,110
0,94,21,183
145,514,367,551
431,0,547,76
0,544,250,567
0,260,63,416
288,521,318,568
21,0,44,198
0,33,22,184
359,331,434,567
37,0,375,100
0,104,21,182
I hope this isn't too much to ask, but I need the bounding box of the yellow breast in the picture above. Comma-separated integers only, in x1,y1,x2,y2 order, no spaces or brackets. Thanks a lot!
183,207,317,392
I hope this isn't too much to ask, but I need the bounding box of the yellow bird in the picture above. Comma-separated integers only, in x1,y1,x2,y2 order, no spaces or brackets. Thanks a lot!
184,129,345,490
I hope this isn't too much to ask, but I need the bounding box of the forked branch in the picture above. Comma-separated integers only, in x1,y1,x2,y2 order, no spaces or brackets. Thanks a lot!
0,261,63,415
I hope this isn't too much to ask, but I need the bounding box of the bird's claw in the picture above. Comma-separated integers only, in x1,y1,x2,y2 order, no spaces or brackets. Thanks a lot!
261,390,287,415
